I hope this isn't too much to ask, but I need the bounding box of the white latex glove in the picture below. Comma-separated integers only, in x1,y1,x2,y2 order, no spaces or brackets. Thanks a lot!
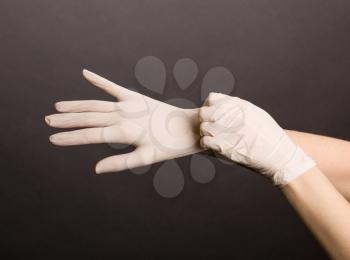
45,70,202,174
199,93,316,186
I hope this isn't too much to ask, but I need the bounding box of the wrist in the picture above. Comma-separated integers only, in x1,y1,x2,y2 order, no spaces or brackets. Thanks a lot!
273,146,316,187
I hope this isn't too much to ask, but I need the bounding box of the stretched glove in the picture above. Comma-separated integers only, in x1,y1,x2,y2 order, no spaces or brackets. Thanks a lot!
199,93,316,186
45,69,203,174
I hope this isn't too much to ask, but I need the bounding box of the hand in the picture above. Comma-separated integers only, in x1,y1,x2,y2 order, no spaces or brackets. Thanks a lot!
45,70,202,174
199,93,316,186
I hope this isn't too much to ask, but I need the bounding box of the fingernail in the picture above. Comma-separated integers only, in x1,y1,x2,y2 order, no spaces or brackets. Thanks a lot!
45,116,51,125
83,68,92,75
95,164,103,174
49,135,56,143
54,102,62,111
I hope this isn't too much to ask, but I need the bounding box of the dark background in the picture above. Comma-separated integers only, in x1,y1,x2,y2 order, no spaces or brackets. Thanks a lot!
1,0,350,259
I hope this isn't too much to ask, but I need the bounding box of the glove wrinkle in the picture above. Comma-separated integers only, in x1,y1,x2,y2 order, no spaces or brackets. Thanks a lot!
199,93,316,186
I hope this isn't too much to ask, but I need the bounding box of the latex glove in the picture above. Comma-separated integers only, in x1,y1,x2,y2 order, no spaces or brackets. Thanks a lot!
199,93,316,186
45,70,202,174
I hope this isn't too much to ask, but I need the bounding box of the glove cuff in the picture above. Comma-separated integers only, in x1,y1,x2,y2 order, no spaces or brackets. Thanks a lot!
273,147,316,187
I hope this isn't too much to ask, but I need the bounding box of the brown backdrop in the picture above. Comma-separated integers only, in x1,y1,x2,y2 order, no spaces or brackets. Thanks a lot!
2,0,350,259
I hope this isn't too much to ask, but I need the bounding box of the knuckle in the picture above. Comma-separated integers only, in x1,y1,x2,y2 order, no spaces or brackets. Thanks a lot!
200,136,208,147
199,107,206,119
200,122,208,131
208,92,218,103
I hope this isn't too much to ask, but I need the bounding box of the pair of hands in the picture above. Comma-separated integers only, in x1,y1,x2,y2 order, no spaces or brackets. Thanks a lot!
45,70,315,186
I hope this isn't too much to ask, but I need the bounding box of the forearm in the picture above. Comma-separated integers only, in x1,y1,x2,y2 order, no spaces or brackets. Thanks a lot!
286,130,350,200
199,94,350,257
282,167,350,260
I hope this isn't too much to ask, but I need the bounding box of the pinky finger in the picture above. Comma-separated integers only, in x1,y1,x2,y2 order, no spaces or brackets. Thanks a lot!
200,136,221,151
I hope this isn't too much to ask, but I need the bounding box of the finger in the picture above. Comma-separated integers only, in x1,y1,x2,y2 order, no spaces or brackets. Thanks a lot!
203,92,227,106
55,100,118,113
200,101,241,123
45,112,119,128
217,106,243,128
199,106,216,122
200,122,222,137
49,125,135,146
95,146,154,174
83,69,136,100
205,92,240,106
49,128,107,146
200,136,222,151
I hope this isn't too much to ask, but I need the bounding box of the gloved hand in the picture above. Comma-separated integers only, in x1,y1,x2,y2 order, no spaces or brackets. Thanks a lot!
45,70,203,174
199,93,316,186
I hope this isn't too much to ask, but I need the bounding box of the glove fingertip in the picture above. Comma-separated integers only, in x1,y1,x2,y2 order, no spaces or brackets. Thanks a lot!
200,136,212,149
207,92,227,105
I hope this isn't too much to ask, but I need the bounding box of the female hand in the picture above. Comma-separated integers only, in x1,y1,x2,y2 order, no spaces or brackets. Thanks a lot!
45,70,202,174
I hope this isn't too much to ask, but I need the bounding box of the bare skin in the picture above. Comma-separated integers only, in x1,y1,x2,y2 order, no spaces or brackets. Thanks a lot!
286,130,350,201
46,71,350,258
199,93,350,259
283,166,350,260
